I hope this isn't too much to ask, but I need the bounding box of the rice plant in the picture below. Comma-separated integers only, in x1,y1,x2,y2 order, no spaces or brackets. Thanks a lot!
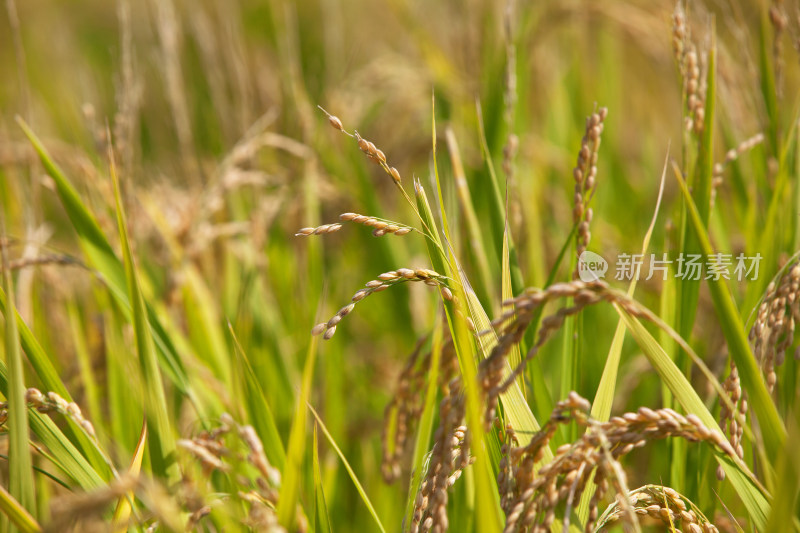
0,0,798,531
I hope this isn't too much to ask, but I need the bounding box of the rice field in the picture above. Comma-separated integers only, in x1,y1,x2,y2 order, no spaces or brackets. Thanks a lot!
0,0,799,531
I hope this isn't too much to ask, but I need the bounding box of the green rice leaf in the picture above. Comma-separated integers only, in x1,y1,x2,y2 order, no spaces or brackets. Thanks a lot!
590,148,669,422
1,218,36,520
228,322,286,470
475,100,524,296
616,309,771,529
0,484,41,533
16,118,194,403
112,420,146,532
445,127,494,304
765,385,800,532
312,423,333,533
309,404,386,533
578,148,669,523
0,353,103,490
501,220,523,392
66,301,101,431
676,22,716,345
758,10,780,152
674,164,786,462
404,319,443,527
421,98,503,531
417,124,542,454
109,146,180,486
0,288,110,478
276,334,317,528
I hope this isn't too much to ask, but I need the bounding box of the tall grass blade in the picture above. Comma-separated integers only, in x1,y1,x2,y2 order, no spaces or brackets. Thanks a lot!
744,112,798,313
1,216,36,523
103,299,144,457
418,127,541,451
66,301,101,427
276,333,318,528
501,220,523,392
28,414,103,490
228,321,286,470
475,100,524,295
422,98,503,530
16,118,194,402
0,288,110,477
181,269,232,387
758,10,780,153
312,423,333,533
445,127,494,304
616,309,770,529
765,385,800,532
109,145,180,486
672,25,715,496
590,148,669,421
578,148,669,523
413,177,496,492
309,404,386,533
15,118,124,298
674,164,786,461
676,22,716,345
111,420,146,533
0,358,103,489
416,160,546,533
404,320,443,528
0,484,41,533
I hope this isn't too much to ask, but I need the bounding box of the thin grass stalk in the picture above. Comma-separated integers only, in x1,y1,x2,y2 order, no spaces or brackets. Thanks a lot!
414,178,504,532
275,332,317,528
16,118,201,416
445,127,495,306
309,405,386,533
312,424,333,533
110,421,146,533
0,484,40,533
677,22,716,344
109,143,180,487
674,165,786,463
616,309,771,529
578,148,670,524
1,210,36,522
403,320,444,528
0,289,111,477
227,323,286,470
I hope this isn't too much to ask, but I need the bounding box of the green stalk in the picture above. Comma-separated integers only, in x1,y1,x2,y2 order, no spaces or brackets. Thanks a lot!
276,333,317,528
675,164,785,464
1,212,36,525
0,485,40,533
110,148,180,486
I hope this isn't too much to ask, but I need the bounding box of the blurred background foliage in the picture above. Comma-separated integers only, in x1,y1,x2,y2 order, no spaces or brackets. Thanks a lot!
0,0,798,530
